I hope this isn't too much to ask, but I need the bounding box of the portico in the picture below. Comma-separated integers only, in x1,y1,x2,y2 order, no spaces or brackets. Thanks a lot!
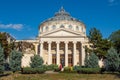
37,40,85,66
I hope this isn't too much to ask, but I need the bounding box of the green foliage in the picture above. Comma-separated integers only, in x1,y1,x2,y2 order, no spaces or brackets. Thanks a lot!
77,68,100,74
61,67,77,73
15,41,35,52
88,27,102,44
44,64,58,71
30,55,44,68
0,44,5,74
73,66,81,71
109,30,120,53
0,32,15,59
85,53,99,68
54,67,60,72
64,67,71,72
105,47,120,72
21,67,45,74
9,50,22,72
88,28,112,58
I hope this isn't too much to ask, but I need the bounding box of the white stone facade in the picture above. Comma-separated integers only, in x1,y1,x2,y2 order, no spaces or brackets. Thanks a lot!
20,7,90,67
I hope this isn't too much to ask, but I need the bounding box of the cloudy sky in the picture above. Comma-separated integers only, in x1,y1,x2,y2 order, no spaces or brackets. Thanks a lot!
0,0,120,39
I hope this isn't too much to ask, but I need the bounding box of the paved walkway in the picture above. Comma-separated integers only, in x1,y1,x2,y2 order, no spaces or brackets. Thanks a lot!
45,71,59,74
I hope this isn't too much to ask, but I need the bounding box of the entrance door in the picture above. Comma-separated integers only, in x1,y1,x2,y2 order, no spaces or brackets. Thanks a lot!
68,54,73,66
60,54,65,67
52,54,56,64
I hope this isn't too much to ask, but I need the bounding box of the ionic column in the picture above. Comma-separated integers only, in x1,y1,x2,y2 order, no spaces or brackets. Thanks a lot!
35,44,39,54
48,42,52,65
56,42,60,65
65,41,68,67
81,43,85,66
40,42,43,57
73,41,77,66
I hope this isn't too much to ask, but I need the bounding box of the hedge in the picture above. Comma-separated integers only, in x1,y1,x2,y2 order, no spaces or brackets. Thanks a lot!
77,68,101,74
45,64,58,71
62,67,77,73
21,67,46,74
54,67,60,72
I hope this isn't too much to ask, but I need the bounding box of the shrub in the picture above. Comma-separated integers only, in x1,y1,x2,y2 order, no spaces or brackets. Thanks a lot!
30,55,44,68
73,66,81,71
46,64,58,71
63,67,77,73
105,47,120,72
0,44,5,74
54,67,60,72
9,50,22,73
85,53,99,68
77,68,100,74
64,67,71,72
21,67,45,74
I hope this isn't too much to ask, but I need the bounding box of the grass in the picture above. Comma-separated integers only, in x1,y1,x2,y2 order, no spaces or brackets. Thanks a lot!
0,72,120,80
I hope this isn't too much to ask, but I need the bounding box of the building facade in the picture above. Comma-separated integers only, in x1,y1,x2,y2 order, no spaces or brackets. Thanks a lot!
20,7,89,67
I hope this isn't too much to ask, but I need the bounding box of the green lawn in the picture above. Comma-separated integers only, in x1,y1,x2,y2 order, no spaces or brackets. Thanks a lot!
0,72,120,80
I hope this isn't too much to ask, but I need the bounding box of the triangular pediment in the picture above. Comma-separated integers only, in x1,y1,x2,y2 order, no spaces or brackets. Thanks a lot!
40,28,84,37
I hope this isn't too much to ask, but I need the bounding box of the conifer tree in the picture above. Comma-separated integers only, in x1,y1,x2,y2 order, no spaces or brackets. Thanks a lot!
0,44,5,74
9,50,22,73
30,55,44,68
85,53,99,68
105,47,120,72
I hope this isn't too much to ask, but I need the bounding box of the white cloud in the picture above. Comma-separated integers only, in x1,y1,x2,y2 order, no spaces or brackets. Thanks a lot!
108,0,119,6
109,0,115,3
0,23,23,31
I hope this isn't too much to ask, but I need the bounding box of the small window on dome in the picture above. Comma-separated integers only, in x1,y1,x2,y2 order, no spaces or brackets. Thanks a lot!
52,25,56,30
69,25,72,29
46,26,48,31
76,26,79,30
60,25,64,28
41,27,43,32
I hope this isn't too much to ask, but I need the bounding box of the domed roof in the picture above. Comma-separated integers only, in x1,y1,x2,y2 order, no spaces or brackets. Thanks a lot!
41,7,81,24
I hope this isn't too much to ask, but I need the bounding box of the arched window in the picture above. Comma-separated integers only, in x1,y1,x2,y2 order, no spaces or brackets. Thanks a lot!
81,27,83,32
60,25,64,28
46,26,48,31
69,25,72,29
41,27,43,32
52,25,56,30
76,26,79,30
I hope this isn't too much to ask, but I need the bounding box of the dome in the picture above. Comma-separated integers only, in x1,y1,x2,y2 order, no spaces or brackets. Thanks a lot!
39,7,86,34
41,7,81,24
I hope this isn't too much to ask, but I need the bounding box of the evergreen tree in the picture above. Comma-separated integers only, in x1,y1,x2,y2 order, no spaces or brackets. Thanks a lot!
84,53,89,67
0,44,5,74
105,47,120,72
87,27,111,58
9,50,22,73
30,55,44,68
85,53,99,68
109,30,120,53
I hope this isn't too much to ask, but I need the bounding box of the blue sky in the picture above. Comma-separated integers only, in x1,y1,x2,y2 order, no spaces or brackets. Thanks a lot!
0,0,120,39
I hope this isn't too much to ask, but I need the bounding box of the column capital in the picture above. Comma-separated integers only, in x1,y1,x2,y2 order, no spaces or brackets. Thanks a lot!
40,41,44,44
65,41,69,44
48,41,52,44
73,41,77,44
56,41,60,44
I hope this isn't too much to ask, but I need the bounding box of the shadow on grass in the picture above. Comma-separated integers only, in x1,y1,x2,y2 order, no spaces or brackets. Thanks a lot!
0,73,11,78
103,72,120,78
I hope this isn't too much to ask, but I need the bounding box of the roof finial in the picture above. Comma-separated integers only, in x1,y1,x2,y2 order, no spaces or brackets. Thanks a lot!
59,6,65,12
